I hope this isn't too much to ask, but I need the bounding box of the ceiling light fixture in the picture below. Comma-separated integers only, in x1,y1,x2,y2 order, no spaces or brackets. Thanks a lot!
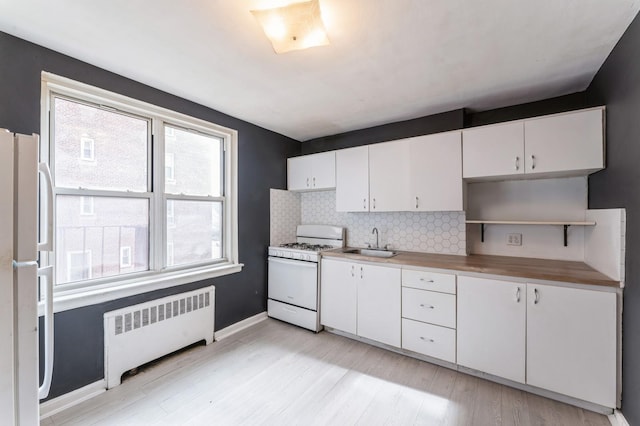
251,0,330,54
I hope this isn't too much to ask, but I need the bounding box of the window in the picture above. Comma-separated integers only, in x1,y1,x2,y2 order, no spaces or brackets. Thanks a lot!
167,199,175,228
67,251,92,282
165,153,175,183
42,73,240,305
80,196,94,215
80,137,95,161
120,246,132,268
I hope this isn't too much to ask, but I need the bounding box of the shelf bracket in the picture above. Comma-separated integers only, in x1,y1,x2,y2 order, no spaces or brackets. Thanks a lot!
480,223,486,243
563,224,570,247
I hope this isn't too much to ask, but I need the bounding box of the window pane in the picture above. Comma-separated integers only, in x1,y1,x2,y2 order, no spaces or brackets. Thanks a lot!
164,126,222,196
166,200,222,267
53,97,149,192
56,196,149,285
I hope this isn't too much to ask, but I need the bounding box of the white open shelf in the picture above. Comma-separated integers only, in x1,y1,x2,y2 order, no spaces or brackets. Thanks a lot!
465,220,597,246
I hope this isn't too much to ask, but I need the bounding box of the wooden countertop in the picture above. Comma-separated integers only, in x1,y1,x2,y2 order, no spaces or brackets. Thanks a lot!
321,248,620,288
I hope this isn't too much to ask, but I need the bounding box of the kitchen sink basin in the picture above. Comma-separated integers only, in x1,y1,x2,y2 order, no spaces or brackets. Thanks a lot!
343,248,398,258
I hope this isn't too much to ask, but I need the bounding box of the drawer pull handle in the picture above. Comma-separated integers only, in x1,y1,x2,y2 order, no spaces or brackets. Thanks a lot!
419,278,435,283
534,288,540,304
419,304,435,309
284,308,297,314
420,337,435,343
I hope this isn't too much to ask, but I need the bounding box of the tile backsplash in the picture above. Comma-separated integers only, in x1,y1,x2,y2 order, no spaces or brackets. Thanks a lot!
270,189,301,246
301,191,466,255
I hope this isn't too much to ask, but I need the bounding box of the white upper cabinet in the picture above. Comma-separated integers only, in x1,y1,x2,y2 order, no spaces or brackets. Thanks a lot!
335,132,464,212
524,108,604,175
369,140,412,212
410,131,463,211
526,284,617,408
462,121,525,179
287,151,336,191
336,146,369,212
463,107,604,180
457,276,526,384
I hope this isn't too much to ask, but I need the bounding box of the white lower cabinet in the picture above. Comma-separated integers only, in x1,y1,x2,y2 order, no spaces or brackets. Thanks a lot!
320,259,357,334
457,276,526,384
357,264,401,347
526,284,617,407
457,276,617,407
320,259,401,347
402,319,456,363
400,268,457,363
322,260,618,409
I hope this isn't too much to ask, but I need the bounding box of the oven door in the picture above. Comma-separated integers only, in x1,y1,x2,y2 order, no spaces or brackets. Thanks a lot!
268,257,318,310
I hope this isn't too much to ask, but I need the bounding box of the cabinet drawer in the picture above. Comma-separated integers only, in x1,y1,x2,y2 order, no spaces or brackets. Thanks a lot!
402,287,456,328
402,269,456,294
402,319,456,363
268,299,318,331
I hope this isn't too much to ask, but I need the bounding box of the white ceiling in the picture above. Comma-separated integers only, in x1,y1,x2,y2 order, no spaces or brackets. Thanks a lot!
1,0,638,141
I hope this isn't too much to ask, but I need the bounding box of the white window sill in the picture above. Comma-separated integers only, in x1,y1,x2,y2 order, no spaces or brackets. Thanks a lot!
40,263,243,315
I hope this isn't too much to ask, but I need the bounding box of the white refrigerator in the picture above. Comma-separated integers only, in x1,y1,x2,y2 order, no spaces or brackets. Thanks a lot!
0,129,55,425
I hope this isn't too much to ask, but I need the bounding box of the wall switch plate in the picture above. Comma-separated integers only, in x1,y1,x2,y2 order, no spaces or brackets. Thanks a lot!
507,233,522,246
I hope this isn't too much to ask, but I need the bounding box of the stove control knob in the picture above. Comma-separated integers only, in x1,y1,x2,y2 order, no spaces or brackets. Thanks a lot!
277,251,284,257
305,254,311,261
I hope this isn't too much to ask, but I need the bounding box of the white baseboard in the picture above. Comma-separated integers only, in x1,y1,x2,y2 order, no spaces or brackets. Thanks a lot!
214,311,268,341
608,409,630,426
40,379,107,420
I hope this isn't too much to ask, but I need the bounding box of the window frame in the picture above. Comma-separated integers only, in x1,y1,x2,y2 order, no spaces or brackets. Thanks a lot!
40,72,242,313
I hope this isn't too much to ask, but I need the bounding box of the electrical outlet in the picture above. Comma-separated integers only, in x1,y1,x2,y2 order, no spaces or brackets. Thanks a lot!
507,233,522,246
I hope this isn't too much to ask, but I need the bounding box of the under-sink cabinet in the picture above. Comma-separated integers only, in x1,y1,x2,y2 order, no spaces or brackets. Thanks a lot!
457,275,617,408
287,151,336,191
320,258,401,346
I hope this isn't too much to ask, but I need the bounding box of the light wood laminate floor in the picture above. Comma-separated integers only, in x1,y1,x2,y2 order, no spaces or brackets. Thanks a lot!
44,319,610,426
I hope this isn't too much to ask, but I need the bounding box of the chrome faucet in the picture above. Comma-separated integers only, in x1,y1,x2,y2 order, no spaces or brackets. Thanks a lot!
371,227,379,249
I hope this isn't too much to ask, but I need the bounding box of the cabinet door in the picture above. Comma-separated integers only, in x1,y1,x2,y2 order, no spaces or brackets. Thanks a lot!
462,121,525,178
357,264,401,347
287,156,311,191
524,108,604,175
309,151,336,190
369,140,411,212
527,284,616,407
336,146,369,212
457,276,526,383
410,131,463,211
320,259,357,334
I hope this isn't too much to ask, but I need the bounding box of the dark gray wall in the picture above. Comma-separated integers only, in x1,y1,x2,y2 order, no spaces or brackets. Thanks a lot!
587,12,640,424
0,31,301,399
300,94,589,154
300,110,465,155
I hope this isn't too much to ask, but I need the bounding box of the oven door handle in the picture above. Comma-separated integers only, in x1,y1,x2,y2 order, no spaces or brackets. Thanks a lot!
268,256,317,268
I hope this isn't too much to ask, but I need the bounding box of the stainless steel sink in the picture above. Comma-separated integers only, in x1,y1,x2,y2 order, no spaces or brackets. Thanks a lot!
343,248,398,258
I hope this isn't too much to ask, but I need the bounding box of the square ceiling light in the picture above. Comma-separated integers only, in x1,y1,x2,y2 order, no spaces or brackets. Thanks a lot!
251,0,330,54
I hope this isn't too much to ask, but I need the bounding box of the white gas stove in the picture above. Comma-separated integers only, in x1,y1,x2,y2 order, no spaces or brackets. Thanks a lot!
267,225,345,331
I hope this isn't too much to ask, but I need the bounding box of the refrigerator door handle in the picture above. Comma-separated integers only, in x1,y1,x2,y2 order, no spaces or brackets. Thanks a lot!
37,266,54,399
37,162,54,252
